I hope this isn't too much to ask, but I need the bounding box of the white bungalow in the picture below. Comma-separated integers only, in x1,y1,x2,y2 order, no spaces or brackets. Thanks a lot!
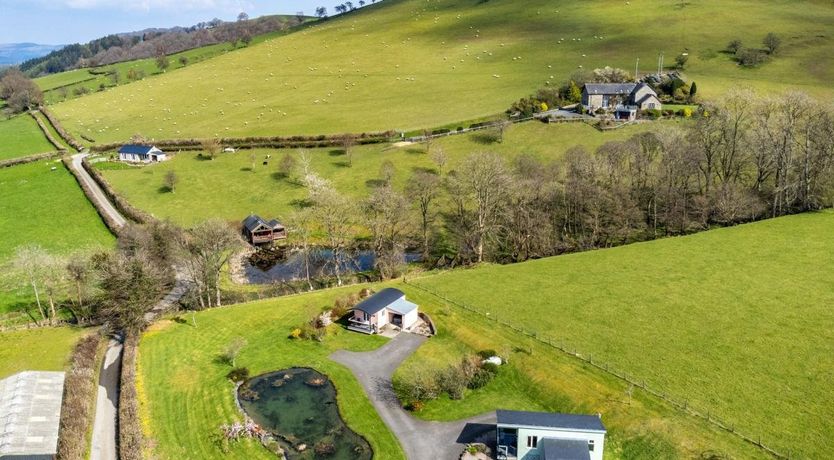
496,410,606,460
348,288,419,334
118,144,167,163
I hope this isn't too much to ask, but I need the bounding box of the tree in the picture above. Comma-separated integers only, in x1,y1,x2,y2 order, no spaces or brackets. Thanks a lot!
674,53,689,70
592,66,632,83
689,81,698,99
431,147,448,176
449,152,511,263
66,254,97,323
237,12,249,22
240,30,252,47
727,39,743,54
340,134,355,166
94,251,166,333
221,337,247,367
12,245,51,325
277,152,297,180
379,159,396,185
309,184,356,286
177,220,243,309
0,69,44,113
287,209,316,290
423,129,432,153
763,32,781,55
495,119,511,143
406,171,440,258
567,80,582,103
163,170,178,193
365,186,411,279
155,54,170,71
178,56,188,66
315,6,328,18
201,138,221,160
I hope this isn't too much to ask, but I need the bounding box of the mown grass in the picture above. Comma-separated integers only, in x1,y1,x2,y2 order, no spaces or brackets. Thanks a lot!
95,121,651,226
393,284,763,459
138,289,404,460
410,211,834,459
0,327,89,378
0,114,55,160
51,0,834,142
0,161,114,318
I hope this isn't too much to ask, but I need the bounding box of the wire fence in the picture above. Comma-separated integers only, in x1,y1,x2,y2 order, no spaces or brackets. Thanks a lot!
404,280,792,460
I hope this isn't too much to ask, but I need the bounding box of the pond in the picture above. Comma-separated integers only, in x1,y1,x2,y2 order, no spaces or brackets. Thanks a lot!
238,368,372,460
243,248,421,284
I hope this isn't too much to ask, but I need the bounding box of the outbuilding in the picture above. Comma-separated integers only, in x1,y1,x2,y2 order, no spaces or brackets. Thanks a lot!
0,371,65,460
242,215,287,245
348,288,419,334
118,144,167,163
495,409,606,460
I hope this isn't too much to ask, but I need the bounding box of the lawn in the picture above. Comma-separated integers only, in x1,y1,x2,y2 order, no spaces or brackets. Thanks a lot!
410,211,834,459
0,327,89,378
95,121,651,226
0,161,114,320
50,0,834,143
0,114,55,160
138,289,404,460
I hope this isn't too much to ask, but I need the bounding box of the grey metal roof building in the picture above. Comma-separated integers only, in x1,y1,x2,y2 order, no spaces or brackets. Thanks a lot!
352,288,408,316
0,371,65,460
540,438,594,460
496,410,606,432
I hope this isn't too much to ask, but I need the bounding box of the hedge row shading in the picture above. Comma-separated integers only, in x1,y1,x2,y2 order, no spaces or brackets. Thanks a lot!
56,334,103,460
0,150,63,169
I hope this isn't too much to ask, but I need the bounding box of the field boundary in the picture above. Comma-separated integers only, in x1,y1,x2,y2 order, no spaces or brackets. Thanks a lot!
61,157,125,236
404,280,791,460
29,110,68,151
0,150,64,169
39,106,85,151
79,157,153,226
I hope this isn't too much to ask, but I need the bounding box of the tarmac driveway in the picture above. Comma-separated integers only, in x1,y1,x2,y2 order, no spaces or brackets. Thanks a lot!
331,333,496,460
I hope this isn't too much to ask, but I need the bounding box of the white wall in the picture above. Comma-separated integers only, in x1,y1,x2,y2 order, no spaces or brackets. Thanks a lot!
514,426,605,460
402,309,419,330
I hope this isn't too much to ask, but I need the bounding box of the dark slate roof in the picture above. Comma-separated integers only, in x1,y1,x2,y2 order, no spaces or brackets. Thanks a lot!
118,144,156,155
496,410,606,432
352,288,406,315
583,83,637,95
243,215,284,232
541,438,592,460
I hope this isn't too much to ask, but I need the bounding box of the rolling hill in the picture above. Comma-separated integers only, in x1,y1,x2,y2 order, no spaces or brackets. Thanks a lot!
51,0,834,143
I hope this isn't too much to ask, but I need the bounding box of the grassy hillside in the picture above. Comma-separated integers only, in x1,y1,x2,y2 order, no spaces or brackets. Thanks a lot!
138,290,403,460
52,0,834,143
0,161,114,320
412,211,834,459
94,121,653,226
0,114,55,160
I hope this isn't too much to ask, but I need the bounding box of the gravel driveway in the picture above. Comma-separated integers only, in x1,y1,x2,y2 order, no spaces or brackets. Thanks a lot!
331,333,496,460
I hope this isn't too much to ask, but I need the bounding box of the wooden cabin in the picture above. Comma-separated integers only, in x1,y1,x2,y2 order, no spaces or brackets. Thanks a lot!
242,215,287,245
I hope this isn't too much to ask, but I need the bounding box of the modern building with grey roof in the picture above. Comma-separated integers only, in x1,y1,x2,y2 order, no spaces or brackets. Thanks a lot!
496,409,606,460
349,288,420,334
0,371,65,460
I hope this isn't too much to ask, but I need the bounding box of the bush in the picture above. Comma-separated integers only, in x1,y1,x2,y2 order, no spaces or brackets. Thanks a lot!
595,108,606,115
467,368,495,390
481,362,500,375
736,48,767,67
289,328,302,339
119,335,143,460
407,400,425,412
435,366,467,400
645,109,662,119
227,367,250,382
477,349,498,360
56,334,102,460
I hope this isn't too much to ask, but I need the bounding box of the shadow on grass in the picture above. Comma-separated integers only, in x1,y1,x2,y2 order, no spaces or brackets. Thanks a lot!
333,161,352,168
365,179,386,189
470,132,500,145
410,166,438,175
329,149,347,157
290,198,314,209
405,148,426,155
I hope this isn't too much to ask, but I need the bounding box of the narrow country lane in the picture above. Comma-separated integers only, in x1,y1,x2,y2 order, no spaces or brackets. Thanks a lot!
69,152,128,228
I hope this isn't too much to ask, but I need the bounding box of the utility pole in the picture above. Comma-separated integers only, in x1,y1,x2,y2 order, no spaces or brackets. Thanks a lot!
635,57,639,79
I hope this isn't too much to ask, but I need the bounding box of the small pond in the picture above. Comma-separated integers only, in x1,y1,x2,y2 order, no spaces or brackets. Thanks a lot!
243,249,421,284
238,368,372,460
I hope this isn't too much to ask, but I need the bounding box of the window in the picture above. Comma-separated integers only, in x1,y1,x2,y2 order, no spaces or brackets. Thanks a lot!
527,436,538,448
588,440,595,452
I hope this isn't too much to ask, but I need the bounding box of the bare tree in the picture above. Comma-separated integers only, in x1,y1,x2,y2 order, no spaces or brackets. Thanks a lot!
449,152,511,263
379,159,396,185
365,186,411,279
12,245,51,325
221,337,247,367
201,138,221,160
0,69,43,113
93,251,167,332
406,171,440,258
177,220,243,309
287,209,316,291
309,185,356,286
431,147,448,176
163,170,178,193
341,134,356,167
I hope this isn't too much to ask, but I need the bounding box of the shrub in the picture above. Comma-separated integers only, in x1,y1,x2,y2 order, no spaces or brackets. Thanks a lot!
477,349,498,360
227,367,250,382
289,328,302,339
407,400,425,412
467,368,495,390
736,48,767,67
56,334,102,460
435,366,467,400
645,109,662,119
482,362,500,375
119,335,142,460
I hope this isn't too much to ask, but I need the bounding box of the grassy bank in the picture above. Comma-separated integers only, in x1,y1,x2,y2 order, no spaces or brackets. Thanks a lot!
0,327,89,378
0,114,55,160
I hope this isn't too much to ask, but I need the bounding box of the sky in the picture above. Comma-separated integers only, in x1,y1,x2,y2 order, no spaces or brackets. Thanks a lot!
0,0,324,44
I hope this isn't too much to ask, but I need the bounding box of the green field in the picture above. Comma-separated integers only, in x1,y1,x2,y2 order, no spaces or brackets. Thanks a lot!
0,161,114,319
0,114,55,160
95,121,652,226
51,0,834,143
410,211,834,459
35,17,312,105
138,290,404,460
0,327,89,378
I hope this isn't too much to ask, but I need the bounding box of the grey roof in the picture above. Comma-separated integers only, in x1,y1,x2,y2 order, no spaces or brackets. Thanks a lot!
496,410,606,432
541,438,592,460
242,215,283,232
118,144,158,155
583,83,637,95
352,288,406,316
0,371,65,458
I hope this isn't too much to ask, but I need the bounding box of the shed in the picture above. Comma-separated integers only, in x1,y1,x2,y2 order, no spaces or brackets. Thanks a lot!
349,288,420,334
0,371,65,460
496,409,606,460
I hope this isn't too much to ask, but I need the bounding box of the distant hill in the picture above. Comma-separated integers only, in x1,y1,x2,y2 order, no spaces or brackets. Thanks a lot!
0,43,63,65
